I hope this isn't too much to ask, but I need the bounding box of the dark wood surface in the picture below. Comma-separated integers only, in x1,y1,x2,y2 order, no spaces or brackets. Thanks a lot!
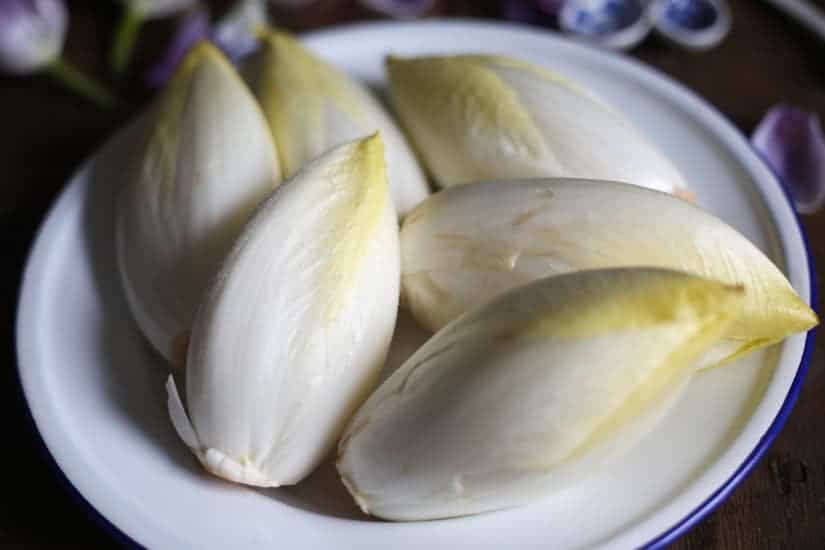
1,0,823,547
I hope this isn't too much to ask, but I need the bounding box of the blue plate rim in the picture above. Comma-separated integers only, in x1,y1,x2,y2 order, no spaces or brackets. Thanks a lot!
639,140,818,548
623,29,818,542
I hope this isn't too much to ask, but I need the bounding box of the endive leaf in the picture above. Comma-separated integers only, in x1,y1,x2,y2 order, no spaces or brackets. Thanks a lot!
168,135,401,487
387,54,692,198
244,28,430,215
117,42,281,364
400,179,817,363
338,268,743,520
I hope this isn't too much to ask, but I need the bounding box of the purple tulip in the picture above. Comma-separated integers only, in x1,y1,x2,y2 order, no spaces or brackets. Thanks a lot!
146,8,210,88
358,0,435,19
147,0,268,88
211,0,267,62
0,0,116,107
752,105,825,214
111,0,198,75
0,0,67,75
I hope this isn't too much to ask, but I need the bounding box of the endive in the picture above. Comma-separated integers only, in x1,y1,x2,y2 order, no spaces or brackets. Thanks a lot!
244,28,429,216
117,42,280,364
167,135,400,487
387,54,692,198
401,180,817,364
338,268,743,520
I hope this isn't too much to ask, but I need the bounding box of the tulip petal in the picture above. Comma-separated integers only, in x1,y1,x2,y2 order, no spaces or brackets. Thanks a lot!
0,0,67,74
338,268,743,520
400,179,817,364
386,55,691,197
211,0,267,62
146,0,269,88
173,135,400,487
752,104,825,215
145,8,210,88
118,43,281,364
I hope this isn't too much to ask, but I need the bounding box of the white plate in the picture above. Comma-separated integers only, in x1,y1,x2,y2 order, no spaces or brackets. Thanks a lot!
16,20,816,550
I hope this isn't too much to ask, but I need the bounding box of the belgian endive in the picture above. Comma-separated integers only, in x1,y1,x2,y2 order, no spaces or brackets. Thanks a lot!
244,28,429,216
387,55,692,198
117,42,280,364
400,180,818,364
338,268,743,520
167,135,400,487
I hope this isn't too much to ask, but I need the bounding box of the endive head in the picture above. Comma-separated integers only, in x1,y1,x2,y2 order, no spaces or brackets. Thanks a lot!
338,268,743,520
243,27,430,215
386,54,691,198
117,41,281,364
245,28,362,175
400,179,817,365
167,134,401,488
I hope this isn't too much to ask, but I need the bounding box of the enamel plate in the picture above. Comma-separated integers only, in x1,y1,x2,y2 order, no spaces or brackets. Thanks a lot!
16,21,816,549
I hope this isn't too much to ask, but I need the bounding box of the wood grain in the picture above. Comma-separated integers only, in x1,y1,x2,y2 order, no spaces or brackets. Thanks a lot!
1,0,822,547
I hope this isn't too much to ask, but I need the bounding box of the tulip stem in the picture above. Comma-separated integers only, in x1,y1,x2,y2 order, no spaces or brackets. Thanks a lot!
46,58,118,110
111,7,145,76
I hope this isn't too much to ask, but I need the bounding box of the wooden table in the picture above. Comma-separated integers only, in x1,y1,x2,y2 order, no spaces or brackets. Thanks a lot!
2,0,822,547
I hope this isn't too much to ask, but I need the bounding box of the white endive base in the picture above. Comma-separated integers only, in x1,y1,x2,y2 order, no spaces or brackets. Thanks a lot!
166,376,281,488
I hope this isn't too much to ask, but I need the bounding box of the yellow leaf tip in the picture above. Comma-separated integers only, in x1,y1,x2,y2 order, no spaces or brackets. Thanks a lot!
349,132,384,164
167,40,236,91
182,40,229,67
362,130,383,148
252,23,273,41
794,301,819,332
257,26,298,48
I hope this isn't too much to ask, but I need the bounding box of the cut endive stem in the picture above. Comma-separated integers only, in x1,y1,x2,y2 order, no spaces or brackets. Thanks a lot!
117,42,281,365
387,55,692,198
243,28,430,216
338,268,744,521
167,135,400,487
400,179,817,365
